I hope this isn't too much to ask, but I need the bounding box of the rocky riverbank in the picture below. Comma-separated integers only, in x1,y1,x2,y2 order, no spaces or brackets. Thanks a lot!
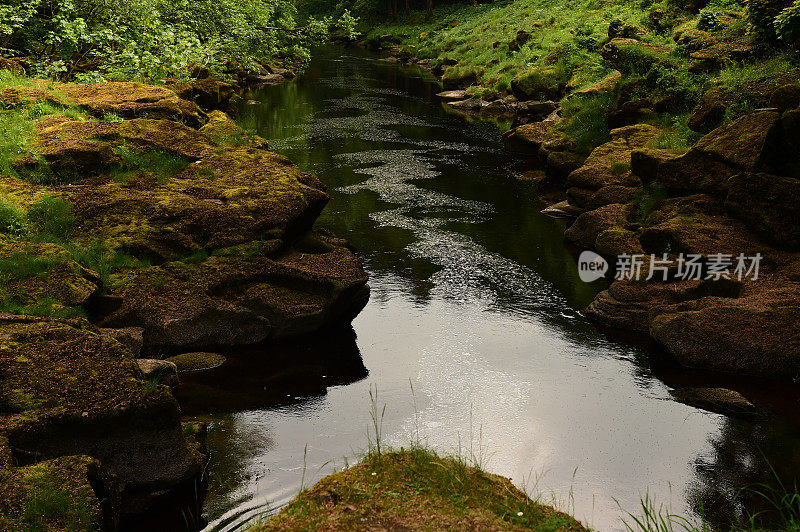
0,75,369,528
365,11,799,379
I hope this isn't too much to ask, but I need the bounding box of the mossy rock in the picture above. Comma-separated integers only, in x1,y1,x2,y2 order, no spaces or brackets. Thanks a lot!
0,239,100,309
166,352,227,372
0,315,203,510
441,65,485,89
510,65,570,100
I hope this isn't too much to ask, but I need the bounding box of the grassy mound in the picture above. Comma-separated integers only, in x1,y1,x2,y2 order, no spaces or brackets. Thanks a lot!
255,448,587,531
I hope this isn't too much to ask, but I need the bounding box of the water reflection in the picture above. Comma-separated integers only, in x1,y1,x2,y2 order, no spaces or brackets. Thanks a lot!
177,328,368,415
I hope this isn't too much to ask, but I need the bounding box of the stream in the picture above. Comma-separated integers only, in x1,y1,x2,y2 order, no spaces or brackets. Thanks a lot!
186,47,800,531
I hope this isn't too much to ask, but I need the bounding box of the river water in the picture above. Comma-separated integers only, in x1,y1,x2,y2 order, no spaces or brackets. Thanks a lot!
189,47,800,531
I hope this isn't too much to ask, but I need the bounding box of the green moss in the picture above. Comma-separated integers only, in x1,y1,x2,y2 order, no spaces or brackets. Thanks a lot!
511,65,570,100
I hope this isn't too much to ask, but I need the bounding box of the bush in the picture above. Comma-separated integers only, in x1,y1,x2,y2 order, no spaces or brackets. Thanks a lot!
27,195,75,242
697,10,725,30
746,0,794,40
0,199,27,237
775,0,800,41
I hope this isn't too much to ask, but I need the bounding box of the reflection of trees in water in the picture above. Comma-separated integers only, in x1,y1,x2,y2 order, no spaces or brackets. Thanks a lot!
691,417,800,530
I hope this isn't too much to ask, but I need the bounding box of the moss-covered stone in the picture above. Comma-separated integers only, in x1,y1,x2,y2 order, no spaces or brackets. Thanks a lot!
0,315,204,519
510,65,569,100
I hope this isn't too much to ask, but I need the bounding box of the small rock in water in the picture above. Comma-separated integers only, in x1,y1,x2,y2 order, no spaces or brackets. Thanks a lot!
166,352,227,373
436,89,469,101
669,387,762,418
136,359,179,387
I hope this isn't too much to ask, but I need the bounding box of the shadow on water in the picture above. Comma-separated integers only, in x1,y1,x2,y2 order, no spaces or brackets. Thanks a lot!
185,46,800,532
176,328,368,416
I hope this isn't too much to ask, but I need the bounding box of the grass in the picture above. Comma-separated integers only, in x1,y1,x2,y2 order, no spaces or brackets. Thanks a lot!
256,448,586,531
0,198,28,237
65,240,151,288
110,145,191,184
19,462,98,532
367,0,681,96
632,181,668,223
716,52,800,91
559,93,616,153
0,296,86,319
0,253,58,283
26,195,75,242
648,113,702,151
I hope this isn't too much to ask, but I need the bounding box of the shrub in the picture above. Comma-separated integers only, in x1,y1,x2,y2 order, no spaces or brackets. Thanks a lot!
1,0,353,81
775,0,800,41
746,0,794,39
27,195,75,242
697,10,725,30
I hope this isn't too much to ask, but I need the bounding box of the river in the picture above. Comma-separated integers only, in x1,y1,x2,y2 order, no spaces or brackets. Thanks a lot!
186,47,800,531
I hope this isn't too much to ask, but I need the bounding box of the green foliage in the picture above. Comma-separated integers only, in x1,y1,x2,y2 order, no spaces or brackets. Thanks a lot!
775,0,800,40
2,0,356,81
560,94,616,154
718,52,798,88
0,295,85,319
649,112,702,149
0,199,27,237
19,463,97,531
66,241,149,287
746,0,794,40
697,10,725,30
27,195,75,242
0,252,56,282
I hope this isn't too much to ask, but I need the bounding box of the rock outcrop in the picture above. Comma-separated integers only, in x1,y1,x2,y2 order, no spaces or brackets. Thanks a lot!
559,106,800,379
0,79,370,526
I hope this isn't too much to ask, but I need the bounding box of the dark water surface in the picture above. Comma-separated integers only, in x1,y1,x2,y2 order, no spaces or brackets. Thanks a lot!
192,48,800,531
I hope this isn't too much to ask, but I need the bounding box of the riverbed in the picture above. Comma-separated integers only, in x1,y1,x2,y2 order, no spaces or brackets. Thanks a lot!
189,47,800,531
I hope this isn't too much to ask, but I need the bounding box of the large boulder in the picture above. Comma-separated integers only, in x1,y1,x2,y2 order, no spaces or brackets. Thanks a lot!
0,240,100,309
66,145,329,261
639,195,768,257
585,279,722,332
99,232,369,349
501,117,557,154
16,117,216,179
725,172,800,251
58,82,207,127
650,288,800,378
564,203,628,248
656,110,781,195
